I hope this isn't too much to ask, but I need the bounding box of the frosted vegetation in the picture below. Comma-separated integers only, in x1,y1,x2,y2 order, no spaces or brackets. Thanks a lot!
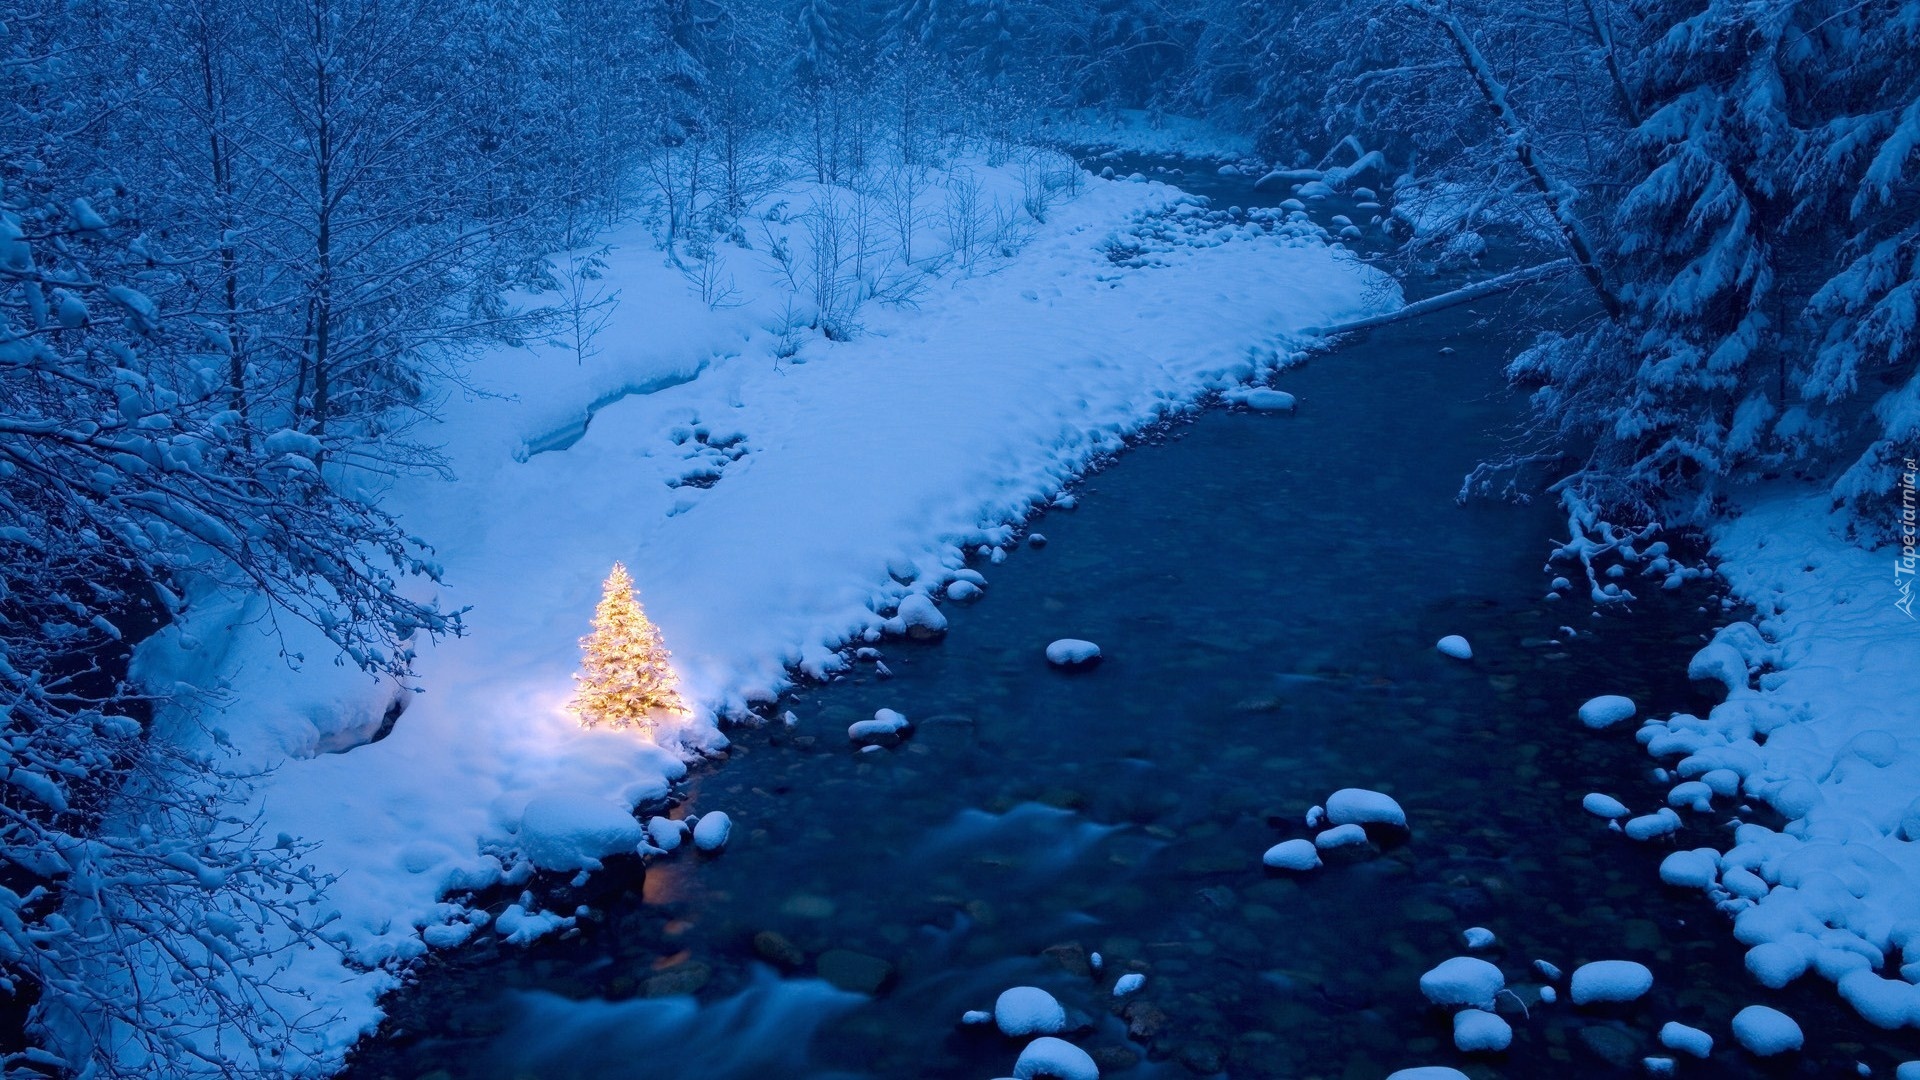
0,0,1914,1074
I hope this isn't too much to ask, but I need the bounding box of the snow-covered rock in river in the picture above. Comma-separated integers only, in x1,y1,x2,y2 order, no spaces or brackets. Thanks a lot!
1314,823,1370,850
1658,848,1718,888
1386,1069,1471,1080
1659,1022,1713,1058
1731,1005,1802,1055
1578,694,1637,729
1012,1036,1099,1080
1569,960,1653,1005
848,708,912,745
1462,927,1496,950
645,815,688,852
1262,839,1320,871
1419,956,1504,1009
994,985,1067,1037
1045,639,1103,668
692,811,732,853
1453,1009,1512,1052
517,793,644,872
895,593,948,639
1582,793,1630,819
1837,970,1920,1029
945,579,983,601
1436,635,1472,660
1744,942,1808,988
1226,387,1297,411
1112,973,1145,997
1325,787,1408,830
1623,808,1680,840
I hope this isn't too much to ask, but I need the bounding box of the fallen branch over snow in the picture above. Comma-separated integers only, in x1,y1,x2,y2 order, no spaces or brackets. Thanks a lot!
1307,258,1575,336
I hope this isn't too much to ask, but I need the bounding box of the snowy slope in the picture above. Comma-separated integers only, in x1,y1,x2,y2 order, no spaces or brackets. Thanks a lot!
133,158,1392,1070
1636,493,1920,1029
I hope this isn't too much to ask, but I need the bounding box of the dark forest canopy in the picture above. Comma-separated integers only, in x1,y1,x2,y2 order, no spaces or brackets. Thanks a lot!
0,0,1915,1072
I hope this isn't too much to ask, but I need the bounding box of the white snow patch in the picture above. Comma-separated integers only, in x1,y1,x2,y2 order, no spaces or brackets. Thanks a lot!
1419,956,1504,1009
691,811,732,853
1578,694,1637,729
1569,960,1653,1005
994,986,1067,1037
1731,1004,1803,1055
1012,1036,1100,1080
1582,793,1630,819
1045,639,1103,667
1324,787,1407,829
1262,839,1321,871
1659,1021,1713,1058
517,793,644,873
1314,823,1370,850
1225,387,1297,412
849,708,912,744
1452,1009,1512,1051
1658,849,1719,888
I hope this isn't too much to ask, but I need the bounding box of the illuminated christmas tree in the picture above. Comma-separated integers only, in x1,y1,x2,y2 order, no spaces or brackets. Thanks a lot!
574,562,687,730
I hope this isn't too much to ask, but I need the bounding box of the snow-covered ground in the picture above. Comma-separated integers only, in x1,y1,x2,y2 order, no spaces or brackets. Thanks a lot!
1634,493,1920,1030
132,149,1390,1070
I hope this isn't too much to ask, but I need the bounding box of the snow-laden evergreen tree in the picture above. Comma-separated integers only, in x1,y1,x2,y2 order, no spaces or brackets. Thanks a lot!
574,563,688,731
1505,0,1918,530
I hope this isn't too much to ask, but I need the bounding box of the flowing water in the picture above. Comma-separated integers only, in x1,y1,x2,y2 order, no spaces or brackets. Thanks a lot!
346,160,1920,1080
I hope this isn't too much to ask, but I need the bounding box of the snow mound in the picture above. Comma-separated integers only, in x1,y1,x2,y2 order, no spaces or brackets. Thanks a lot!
1226,387,1297,411
1569,960,1653,1005
994,986,1067,1037
1314,823,1370,850
1582,793,1630,819
1325,787,1407,829
1731,1005,1802,1055
1419,957,1504,1009
517,793,643,872
894,592,948,639
1623,808,1680,840
1658,1021,1712,1058
1658,849,1718,888
1262,839,1320,871
1112,973,1145,997
849,708,911,745
1436,635,1472,660
1452,1009,1512,1052
646,816,688,852
1045,639,1103,667
1578,694,1637,728
1012,1036,1099,1080
692,811,732,853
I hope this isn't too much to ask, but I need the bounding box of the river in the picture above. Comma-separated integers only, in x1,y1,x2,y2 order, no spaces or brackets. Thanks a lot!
343,157,1916,1080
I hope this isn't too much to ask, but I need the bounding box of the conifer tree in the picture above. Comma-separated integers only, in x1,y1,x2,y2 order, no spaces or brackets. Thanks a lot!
574,563,687,730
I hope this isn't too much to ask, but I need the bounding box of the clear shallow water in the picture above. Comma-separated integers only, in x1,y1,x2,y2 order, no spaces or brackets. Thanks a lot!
345,172,1920,1080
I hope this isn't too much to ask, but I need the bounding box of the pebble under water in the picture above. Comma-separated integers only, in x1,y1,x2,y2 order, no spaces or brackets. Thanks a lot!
345,168,1920,1080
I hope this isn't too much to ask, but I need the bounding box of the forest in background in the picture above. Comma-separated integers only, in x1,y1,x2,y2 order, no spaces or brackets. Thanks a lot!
0,0,1914,1073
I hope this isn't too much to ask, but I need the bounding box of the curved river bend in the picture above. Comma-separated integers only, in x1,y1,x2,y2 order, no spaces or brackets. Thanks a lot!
344,161,1918,1080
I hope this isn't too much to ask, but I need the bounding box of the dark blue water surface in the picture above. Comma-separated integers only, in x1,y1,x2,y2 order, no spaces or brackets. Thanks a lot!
345,162,1919,1080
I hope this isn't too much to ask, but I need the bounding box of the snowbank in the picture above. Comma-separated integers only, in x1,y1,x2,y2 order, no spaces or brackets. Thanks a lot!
133,152,1391,1070
1632,494,1920,1031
